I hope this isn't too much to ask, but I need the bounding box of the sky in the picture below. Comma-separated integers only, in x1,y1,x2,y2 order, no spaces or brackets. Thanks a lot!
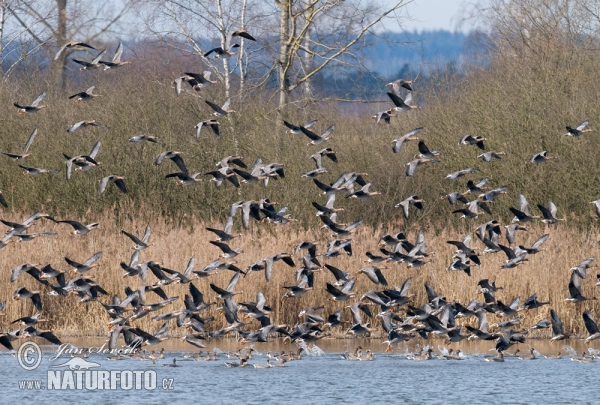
390,0,485,32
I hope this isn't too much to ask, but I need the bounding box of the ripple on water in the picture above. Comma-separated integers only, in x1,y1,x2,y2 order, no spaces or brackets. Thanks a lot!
0,349,598,404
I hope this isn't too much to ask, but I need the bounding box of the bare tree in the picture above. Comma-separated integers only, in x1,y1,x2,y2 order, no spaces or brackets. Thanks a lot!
149,0,265,99
151,0,408,109
6,0,137,86
482,0,600,60
271,0,407,112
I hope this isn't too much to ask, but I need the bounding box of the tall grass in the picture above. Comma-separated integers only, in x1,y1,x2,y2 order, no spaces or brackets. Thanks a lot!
0,210,598,338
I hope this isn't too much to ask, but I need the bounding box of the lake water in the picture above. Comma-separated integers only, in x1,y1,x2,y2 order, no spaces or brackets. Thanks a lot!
2,338,598,404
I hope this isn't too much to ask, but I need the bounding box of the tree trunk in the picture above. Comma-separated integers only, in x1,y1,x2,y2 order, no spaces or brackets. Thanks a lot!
238,0,247,96
216,0,230,99
277,0,291,115
56,0,68,90
0,0,5,75
301,0,313,102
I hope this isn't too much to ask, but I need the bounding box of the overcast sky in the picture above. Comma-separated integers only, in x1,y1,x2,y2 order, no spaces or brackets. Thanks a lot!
390,0,485,32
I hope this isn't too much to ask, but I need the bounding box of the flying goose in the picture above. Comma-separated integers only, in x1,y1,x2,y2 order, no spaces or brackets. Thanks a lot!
67,120,108,133
395,195,424,219
563,120,591,137
205,99,235,116
69,86,99,103
392,127,422,153
14,92,46,114
0,128,37,160
283,119,317,135
527,150,557,164
55,41,96,60
99,41,130,69
98,175,127,194
72,48,106,70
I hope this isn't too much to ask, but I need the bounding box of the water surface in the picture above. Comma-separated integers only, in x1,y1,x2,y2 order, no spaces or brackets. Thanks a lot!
2,339,598,404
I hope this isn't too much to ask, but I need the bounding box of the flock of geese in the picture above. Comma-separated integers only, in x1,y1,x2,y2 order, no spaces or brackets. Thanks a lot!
1,29,600,368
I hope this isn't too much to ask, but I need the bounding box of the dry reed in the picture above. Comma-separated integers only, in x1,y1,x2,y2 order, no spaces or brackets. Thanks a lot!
1,209,598,341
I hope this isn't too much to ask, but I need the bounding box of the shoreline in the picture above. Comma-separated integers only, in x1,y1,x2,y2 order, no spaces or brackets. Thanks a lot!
17,336,597,356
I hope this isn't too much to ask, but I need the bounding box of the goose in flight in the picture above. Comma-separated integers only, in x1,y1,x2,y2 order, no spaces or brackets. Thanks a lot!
537,201,564,224
310,148,337,169
326,280,356,302
392,127,421,153
477,151,506,162
67,120,109,133
129,134,159,143
516,233,548,255
509,194,538,223
592,199,600,218
459,135,486,149
464,178,489,195
281,275,313,303
166,172,202,186
452,200,491,219
50,218,99,235
549,309,569,343
98,175,127,194
570,257,595,279
565,272,596,304
283,119,317,135
174,71,216,95
13,287,42,310
319,216,362,237
527,150,557,164
155,151,187,173
19,165,59,176
358,266,388,285
479,186,508,202
204,29,256,58
0,128,37,159
194,119,220,137
386,78,414,93
204,43,240,58
415,140,440,159
205,99,235,116
583,311,600,345
563,120,591,137
72,48,106,70
205,167,240,188
23,326,61,345
405,157,438,177
217,155,246,169
499,244,528,269
387,92,417,112
346,183,380,199
54,41,96,60
209,241,243,259
14,92,46,114
121,225,152,250
446,167,478,181
64,140,102,180
99,41,130,70
300,124,335,146
65,252,103,275
395,195,424,219
69,86,99,103
441,192,469,205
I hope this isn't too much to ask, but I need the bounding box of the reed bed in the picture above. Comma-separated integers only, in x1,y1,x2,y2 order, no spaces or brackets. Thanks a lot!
2,21,600,345
1,210,598,339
